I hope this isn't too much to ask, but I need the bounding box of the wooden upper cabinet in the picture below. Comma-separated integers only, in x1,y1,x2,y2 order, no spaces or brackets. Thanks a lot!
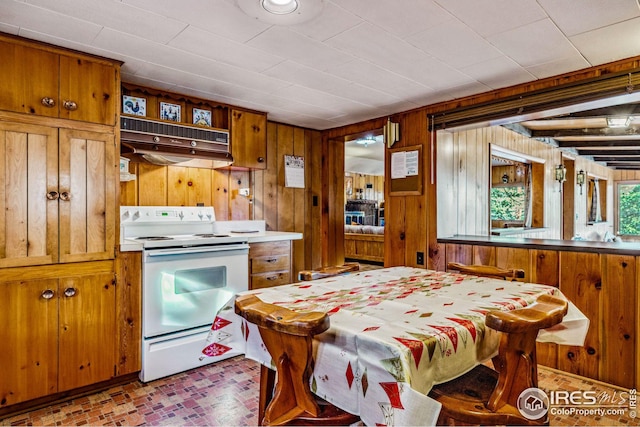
58,129,117,263
0,122,116,267
0,122,59,267
0,35,118,125
231,109,267,169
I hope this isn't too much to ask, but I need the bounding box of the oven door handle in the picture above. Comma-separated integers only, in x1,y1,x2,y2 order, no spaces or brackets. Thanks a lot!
145,244,249,257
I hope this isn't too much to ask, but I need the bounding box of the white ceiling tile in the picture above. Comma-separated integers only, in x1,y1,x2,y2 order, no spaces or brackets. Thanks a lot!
407,19,503,68
538,0,640,37
26,0,188,44
121,0,271,43
168,26,284,73
288,2,363,42
459,57,535,89
2,1,103,42
570,17,640,65
525,56,591,79
331,0,454,39
435,0,547,37
488,18,581,68
246,26,355,71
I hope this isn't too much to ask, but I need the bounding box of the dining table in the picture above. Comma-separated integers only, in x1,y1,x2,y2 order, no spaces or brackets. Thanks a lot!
201,266,589,426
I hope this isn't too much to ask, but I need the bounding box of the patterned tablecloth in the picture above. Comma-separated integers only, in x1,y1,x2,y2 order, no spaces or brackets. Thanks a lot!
202,267,588,426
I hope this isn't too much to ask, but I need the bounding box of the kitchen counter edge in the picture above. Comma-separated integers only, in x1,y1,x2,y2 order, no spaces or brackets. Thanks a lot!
119,231,303,252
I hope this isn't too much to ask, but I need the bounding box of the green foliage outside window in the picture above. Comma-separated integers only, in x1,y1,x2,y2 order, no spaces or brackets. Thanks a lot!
618,183,640,235
491,186,525,221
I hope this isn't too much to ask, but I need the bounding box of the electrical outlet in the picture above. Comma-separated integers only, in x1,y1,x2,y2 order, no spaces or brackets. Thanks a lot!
417,251,424,265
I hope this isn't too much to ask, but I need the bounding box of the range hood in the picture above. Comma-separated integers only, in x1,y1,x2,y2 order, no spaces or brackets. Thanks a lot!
120,116,233,168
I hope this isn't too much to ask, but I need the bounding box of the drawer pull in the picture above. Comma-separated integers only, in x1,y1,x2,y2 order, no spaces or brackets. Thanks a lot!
41,289,55,300
41,97,56,108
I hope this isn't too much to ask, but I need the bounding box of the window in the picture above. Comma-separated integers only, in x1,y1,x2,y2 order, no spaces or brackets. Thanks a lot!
617,181,640,235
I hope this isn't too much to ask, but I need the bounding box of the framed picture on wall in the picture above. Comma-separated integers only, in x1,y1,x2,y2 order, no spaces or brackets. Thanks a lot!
193,108,212,126
122,95,146,116
160,102,181,122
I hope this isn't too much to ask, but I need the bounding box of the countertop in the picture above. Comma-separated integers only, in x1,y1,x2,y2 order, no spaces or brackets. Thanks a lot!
438,235,640,256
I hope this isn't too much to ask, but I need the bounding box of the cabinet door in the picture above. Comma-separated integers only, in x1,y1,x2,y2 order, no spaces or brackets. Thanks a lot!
0,40,60,118
58,129,116,263
231,109,267,169
0,122,59,267
59,55,118,125
0,278,59,407
58,273,116,391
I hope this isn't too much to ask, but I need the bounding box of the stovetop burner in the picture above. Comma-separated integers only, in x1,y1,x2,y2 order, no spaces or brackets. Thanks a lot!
135,236,173,241
193,233,230,238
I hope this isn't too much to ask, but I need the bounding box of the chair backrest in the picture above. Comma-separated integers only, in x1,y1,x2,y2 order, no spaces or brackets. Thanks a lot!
298,262,360,281
447,261,525,281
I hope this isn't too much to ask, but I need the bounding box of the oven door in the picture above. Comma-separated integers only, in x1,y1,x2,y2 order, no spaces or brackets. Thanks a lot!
142,243,249,338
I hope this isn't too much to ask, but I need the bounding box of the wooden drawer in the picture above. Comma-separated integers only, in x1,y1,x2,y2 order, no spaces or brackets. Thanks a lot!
251,272,290,289
251,253,290,274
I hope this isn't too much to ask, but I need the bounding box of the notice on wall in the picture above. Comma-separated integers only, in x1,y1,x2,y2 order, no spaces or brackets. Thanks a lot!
284,155,305,188
391,150,419,179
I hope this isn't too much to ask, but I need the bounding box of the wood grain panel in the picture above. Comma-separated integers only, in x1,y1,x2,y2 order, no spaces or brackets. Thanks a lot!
600,254,636,388
115,251,141,375
557,251,600,380
0,278,58,407
58,272,116,392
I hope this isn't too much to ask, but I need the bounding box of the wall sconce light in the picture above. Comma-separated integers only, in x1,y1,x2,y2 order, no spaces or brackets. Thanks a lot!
384,118,400,148
502,173,509,183
555,164,566,191
577,170,586,195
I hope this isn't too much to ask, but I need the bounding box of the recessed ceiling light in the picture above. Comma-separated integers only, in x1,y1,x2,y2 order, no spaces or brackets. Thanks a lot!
237,0,324,25
262,0,298,14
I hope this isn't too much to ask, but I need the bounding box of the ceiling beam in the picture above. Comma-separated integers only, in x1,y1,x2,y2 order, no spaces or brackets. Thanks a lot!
531,127,640,138
557,140,640,148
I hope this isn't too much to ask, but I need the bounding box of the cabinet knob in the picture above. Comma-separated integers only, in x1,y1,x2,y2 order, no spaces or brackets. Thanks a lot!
64,287,77,297
41,97,56,108
257,157,265,163
59,191,71,201
46,191,59,200
63,100,78,111
41,289,55,300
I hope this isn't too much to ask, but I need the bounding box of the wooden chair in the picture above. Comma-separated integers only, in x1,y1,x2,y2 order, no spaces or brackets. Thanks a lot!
447,261,525,281
298,262,359,281
235,294,360,426
429,262,568,426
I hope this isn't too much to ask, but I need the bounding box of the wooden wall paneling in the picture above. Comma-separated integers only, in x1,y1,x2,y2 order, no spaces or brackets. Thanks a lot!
262,122,279,230
229,169,250,220
530,250,559,287
306,130,322,270
444,243,472,266
187,167,212,207
137,164,167,206
495,247,529,281
600,254,636,388
276,125,295,231
436,131,456,239
167,166,188,206
472,245,495,266
292,126,306,278
115,251,141,375
211,170,230,220
557,251,601,380
403,111,428,268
